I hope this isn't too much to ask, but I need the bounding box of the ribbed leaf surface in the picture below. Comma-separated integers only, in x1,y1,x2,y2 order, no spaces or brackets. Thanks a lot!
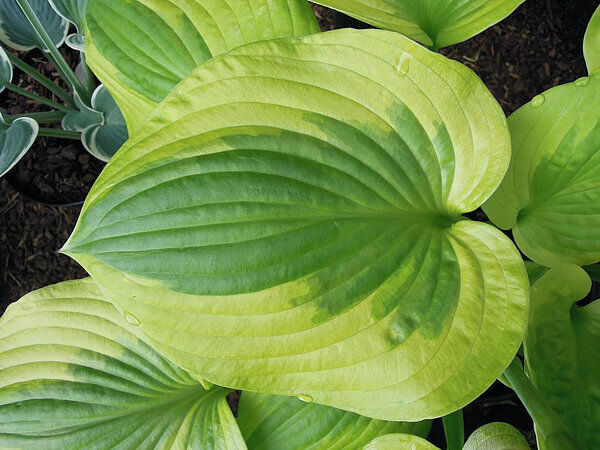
463,422,529,450
312,0,524,47
238,392,430,449
484,75,600,266
65,29,529,421
85,0,320,130
0,279,245,449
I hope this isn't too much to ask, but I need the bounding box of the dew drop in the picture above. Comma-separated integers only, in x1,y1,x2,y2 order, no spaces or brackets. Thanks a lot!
124,311,140,326
395,54,410,76
575,76,590,87
531,94,545,108
297,394,313,403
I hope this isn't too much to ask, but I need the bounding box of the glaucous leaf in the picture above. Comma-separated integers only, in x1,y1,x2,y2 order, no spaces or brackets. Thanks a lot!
0,278,246,449
49,0,86,31
238,392,431,449
64,29,529,421
0,112,38,178
312,0,524,48
85,0,320,131
0,45,12,92
49,0,87,50
363,433,439,449
483,75,600,266
524,265,599,449
584,4,600,74
0,0,68,51
463,422,529,450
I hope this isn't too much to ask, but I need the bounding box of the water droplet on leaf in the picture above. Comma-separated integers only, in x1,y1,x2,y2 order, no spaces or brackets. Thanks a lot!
395,54,410,76
124,311,140,326
297,394,313,403
575,76,590,87
531,94,545,108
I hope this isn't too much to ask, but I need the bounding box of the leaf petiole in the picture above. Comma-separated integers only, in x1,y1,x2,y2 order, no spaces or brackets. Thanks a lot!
4,82,71,112
6,52,75,108
15,0,91,106
442,409,464,450
37,127,81,140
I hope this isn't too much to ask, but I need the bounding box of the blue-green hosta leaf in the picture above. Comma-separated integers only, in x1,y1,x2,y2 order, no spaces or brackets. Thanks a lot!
49,0,86,31
237,392,431,449
463,422,529,450
312,0,525,48
0,278,246,449
0,0,68,51
49,0,87,50
483,75,600,266
0,45,12,93
64,85,128,161
63,29,529,421
524,265,599,449
0,112,38,178
65,31,84,51
363,434,439,449
584,5,600,74
86,0,320,132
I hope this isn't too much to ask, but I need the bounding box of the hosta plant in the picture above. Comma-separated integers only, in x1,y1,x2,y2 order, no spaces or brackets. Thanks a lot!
1,0,600,449
0,0,126,178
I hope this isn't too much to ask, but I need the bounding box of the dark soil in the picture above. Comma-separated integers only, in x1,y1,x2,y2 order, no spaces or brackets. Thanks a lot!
2,1,598,447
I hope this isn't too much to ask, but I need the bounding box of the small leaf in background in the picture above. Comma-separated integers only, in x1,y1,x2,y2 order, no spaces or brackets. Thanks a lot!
48,0,87,51
524,265,599,449
483,74,600,266
0,279,246,449
237,392,430,449
0,112,38,178
463,422,529,450
81,85,128,161
0,0,68,51
584,4,600,74
63,85,128,162
363,433,439,449
85,0,320,131
0,45,12,92
64,29,528,421
311,0,525,48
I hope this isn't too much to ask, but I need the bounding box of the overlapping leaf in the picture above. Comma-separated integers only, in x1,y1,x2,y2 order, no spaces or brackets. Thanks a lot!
64,29,528,421
0,112,38,178
524,265,599,449
85,0,320,131
463,422,529,450
483,74,600,266
0,0,68,51
49,0,87,50
584,4,600,74
0,279,246,449
238,392,430,449
363,433,439,449
312,0,524,48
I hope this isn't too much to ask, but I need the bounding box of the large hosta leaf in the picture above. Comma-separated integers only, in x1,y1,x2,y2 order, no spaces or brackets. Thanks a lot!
64,29,529,421
524,265,599,449
312,0,524,48
0,0,68,51
85,0,320,131
463,422,529,450
237,392,430,449
483,75,600,266
0,279,245,449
